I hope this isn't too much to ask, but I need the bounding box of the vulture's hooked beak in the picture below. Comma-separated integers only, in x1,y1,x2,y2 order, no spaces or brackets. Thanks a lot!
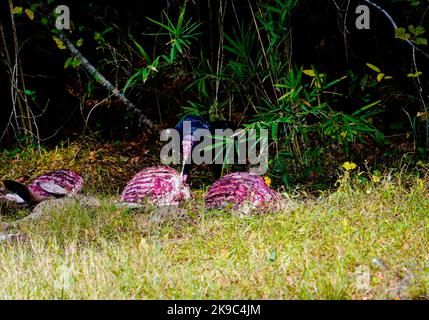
180,135,193,179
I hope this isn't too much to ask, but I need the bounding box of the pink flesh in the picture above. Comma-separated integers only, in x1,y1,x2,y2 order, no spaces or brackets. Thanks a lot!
121,165,191,206
205,172,276,210
28,170,83,199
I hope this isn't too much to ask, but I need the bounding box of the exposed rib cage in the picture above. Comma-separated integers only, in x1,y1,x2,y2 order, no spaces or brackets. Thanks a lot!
205,172,276,211
28,169,83,199
120,165,191,206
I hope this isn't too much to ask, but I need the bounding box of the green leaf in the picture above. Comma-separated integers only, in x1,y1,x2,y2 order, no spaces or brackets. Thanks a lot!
12,7,23,15
352,100,381,116
271,122,278,141
132,40,152,64
268,248,277,263
24,89,35,96
323,75,347,89
414,37,427,45
123,70,143,93
414,26,425,36
64,57,81,69
146,16,175,34
395,27,411,41
101,27,113,36
94,32,103,42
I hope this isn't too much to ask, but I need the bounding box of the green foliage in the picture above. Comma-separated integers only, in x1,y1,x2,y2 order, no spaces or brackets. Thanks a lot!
395,25,427,45
2,0,428,188
64,57,81,69
178,1,383,184
123,4,201,93
146,4,202,63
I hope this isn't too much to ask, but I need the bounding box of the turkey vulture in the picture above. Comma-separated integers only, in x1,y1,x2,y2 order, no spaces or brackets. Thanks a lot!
2,169,83,205
175,115,235,180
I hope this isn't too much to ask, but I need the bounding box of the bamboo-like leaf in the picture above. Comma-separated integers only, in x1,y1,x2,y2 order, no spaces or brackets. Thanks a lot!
132,40,152,64
352,100,381,116
366,63,381,73
123,70,143,93
323,75,347,89
271,123,279,141
146,16,175,34
376,73,385,82
407,71,423,77
303,69,316,77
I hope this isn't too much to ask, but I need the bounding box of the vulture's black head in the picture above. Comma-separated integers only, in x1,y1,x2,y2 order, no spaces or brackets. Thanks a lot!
175,115,213,178
175,115,235,180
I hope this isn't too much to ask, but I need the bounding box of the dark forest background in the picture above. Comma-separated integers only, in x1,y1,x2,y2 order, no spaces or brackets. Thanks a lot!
0,0,428,187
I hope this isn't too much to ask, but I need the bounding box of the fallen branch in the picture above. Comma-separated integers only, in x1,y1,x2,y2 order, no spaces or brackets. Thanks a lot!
57,32,153,127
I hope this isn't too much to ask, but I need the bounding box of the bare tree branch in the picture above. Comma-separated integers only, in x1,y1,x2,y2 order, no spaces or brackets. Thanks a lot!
363,0,429,60
57,31,154,127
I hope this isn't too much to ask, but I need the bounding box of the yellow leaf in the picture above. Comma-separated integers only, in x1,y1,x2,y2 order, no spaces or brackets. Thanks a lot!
264,176,272,187
366,63,381,73
372,175,381,183
25,8,34,21
53,36,66,50
384,75,393,80
407,71,422,78
12,7,23,15
314,79,321,88
300,98,312,107
303,69,316,77
377,73,385,82
417,112,429,121
342,161,357,171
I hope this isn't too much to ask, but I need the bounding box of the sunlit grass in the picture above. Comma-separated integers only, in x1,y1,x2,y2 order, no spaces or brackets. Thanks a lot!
0,176,428,299
0,144,428,299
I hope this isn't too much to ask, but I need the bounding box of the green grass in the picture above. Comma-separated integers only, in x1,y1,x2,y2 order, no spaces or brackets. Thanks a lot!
0,143,428,299
0,176,428,299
